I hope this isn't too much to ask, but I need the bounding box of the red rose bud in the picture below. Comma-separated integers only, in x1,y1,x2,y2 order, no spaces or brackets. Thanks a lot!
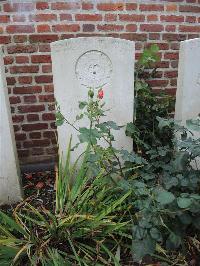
98,89,104,99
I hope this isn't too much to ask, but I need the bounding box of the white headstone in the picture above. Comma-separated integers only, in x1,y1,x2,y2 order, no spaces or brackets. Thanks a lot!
175,38,200,167
175,38,200,122
0,46,22,205
51,37,135,163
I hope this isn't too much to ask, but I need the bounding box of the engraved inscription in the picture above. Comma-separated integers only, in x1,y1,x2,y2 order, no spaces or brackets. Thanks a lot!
75,50,112,88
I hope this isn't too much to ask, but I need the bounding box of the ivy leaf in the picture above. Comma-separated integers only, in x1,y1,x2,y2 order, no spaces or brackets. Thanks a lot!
150,228,162,241
55,112,65,126
132,237,156,262
156,190,175,205
186,118,200,131
177,197,192,209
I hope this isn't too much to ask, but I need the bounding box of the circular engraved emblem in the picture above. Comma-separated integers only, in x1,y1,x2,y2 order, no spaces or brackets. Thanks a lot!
75,50,112,88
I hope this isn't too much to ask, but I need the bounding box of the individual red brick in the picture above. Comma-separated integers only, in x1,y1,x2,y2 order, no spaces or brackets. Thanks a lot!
160,15,184,22
30,14,57,22
42,64,52,73
39,94,55,102
165,25,176,32
4,3,34,12
9,96,21,104
18,150,29,158
16,56,29,64
104,14,117,22
126,24,137,32
0,36,11,44
52,24,80,32
0,15,10,23
10,65,39,74
147,79,168,87
146,42,169,50
140,24,164,32
44,84,54,93
24,95,37,103
13,35,28,43
75,14,102,21
97,24,124,31
60,34,75,39
147,15,158,21
39,44,51,52
35,75,53,84
188,34,199,39
6,77,16,85
155,61,170,68
164,71,178,78
6,25,35,34
162,33,186,41
15,133,26,141
140,4,164,11
126,3,137,10
119,14,145,22
170,42,180,50
179,25,200,32
24,139,50,148
18,105,45,113
82,2,93,10
12,15,26,22
36,2,49,10
32,148,44,156
83,24,95,32
7,45,37,54
18,76,32,84
164,52,179,60
13,86,42,94
186,16,196,23
43,131,56,138
29,132,42,139
179,5,200,12
166,4,177,12
97,3,124,11
29,34,58,43
22,123,48,131
37,25,51,33
51,2,80,10
27,114,40,122
31,55,51,63
120,33,147,41
42,113,55,120
50,122,56,129
4,56,14,65
12,115,24,123
60,14,72,21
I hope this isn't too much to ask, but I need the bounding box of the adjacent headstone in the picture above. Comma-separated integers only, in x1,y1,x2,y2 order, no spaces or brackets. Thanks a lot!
175,38,200,167
0,46,22,205
51,37,135,163
175,38,200,123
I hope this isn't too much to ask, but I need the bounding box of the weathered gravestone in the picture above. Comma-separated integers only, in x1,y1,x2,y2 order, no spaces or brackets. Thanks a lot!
175,38,200,166
0,47,22,205
51,37,135,163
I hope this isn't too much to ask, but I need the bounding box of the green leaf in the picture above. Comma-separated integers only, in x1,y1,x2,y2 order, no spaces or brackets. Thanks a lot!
177,197,192,209
186,118,200,131
132,237,156,262
156,190,175,205
79,101,87,109
150,228,162,241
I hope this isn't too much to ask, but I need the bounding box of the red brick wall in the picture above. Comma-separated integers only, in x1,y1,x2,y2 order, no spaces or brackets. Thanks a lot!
0,1,200,165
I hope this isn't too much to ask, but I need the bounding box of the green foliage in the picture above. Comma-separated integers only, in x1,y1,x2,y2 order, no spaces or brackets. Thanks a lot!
0,143,132,265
